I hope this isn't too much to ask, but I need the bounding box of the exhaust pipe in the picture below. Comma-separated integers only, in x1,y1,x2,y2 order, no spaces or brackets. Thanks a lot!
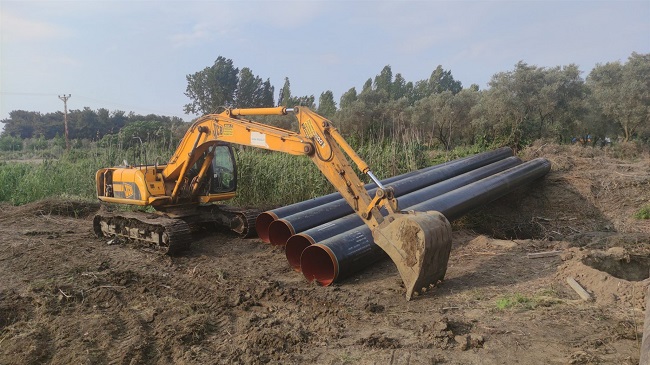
301,158,551,286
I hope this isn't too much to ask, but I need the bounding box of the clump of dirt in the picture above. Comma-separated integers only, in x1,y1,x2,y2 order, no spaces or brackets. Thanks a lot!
4,197,100,218
357,332,401,349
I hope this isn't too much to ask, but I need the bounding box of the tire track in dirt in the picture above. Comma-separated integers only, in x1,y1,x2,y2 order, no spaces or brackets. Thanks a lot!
104,311,153,365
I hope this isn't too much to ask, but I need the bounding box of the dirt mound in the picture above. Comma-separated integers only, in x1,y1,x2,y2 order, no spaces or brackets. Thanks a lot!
457,142,650,245
2,197,100,219
556,247,650,309
0,143,648,365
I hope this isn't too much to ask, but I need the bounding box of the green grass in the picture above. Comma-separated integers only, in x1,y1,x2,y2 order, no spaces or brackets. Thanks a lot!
634,205,650,219
495,290,562,311
495,293,534,310
0,139,491,208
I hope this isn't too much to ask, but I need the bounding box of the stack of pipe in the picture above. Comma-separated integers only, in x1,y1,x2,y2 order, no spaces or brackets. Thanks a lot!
254,148,551,286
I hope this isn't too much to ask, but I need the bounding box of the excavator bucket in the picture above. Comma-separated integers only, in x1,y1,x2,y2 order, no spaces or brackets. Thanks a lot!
372,211,452,300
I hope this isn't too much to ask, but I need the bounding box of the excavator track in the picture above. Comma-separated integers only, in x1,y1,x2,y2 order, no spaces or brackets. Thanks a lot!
93,211,193,254
93,205,261,255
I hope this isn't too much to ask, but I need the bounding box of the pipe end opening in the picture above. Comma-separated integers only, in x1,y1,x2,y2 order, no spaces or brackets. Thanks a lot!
268,219,295,246
255,212,277,243
285,235,313,272
301,244,337,286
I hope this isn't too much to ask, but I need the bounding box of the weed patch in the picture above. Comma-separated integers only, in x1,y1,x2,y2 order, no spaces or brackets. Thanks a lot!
634,205,650,219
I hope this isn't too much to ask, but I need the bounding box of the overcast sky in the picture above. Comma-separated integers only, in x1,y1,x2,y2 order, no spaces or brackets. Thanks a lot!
1,0,649,129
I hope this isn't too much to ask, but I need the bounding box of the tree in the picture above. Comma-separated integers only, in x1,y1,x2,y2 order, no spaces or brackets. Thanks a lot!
258,79,275,107
278,77,292,107
337,87,392,140
374,65,393,96
277,78,315,108
184,56,239,114
339,87,358,110
479,61,589,148
362,78,373,93
119,120,171,147
70,107,98,140
236,67,259,108
96,108,110,140
451,88,481,145
1,110,39,138
429,65,463,95
110,110,128,134
235,68,275,108
288,95,315,108
317,91,337,118
411,80,430,103
482,61,548,148
587,52,650,142
0,135,23,151
536,64,586,142
411,90,477,149
392,73,407,100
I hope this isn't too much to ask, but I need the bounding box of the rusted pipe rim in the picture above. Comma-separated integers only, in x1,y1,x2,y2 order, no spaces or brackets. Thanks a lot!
255,211,278,243
301,244,338,286
285,234,316,272
268,219,295,246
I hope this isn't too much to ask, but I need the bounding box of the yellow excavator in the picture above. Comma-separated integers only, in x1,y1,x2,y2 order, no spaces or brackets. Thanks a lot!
94,106,452,299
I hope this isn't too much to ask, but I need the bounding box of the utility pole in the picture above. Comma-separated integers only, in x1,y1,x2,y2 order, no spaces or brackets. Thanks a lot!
58,94,71,151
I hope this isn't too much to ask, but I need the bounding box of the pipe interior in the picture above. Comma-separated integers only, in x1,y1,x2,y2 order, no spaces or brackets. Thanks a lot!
255,213,276,243
301,245,336,286
285,235,312,272
268,220,294,246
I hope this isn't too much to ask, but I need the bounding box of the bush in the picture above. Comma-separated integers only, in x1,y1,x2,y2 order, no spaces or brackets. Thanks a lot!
0,135,23,151
24,136,48,151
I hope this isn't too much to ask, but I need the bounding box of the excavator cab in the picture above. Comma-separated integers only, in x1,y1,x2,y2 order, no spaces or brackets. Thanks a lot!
209,144,237,194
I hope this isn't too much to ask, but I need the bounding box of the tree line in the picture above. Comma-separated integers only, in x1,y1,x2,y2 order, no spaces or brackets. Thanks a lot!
2,52,648,152
0,108,185,151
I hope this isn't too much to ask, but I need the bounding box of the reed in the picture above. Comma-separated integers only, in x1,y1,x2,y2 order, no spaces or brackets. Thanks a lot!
0,139,490,208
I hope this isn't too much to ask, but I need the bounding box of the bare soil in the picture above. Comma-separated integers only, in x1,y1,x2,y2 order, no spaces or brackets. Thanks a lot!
1,143,649,364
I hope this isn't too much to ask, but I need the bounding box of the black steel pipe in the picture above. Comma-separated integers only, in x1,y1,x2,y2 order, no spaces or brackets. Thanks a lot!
301,158,551,286
254,155,466,242
255,194,341,243
286,156,523,272
268,147,514,245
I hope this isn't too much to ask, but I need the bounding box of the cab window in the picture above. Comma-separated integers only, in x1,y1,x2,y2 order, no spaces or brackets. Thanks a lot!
210,144,237,193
